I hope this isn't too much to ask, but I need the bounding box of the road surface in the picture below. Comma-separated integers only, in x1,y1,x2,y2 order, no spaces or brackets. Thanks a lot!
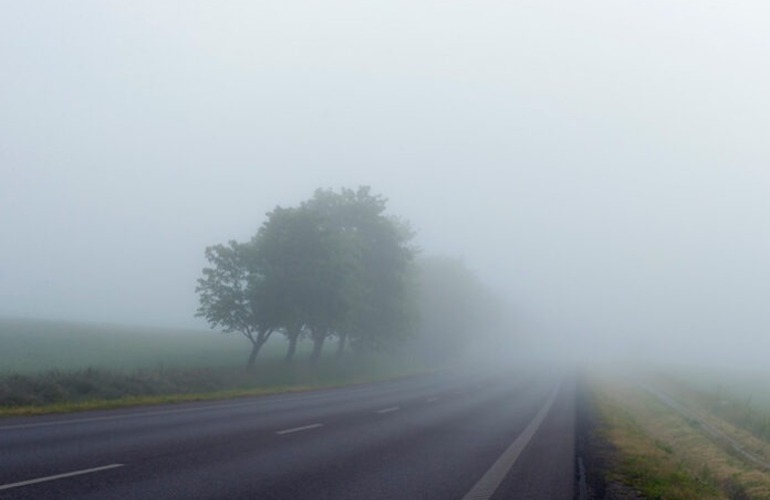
0,368,575,499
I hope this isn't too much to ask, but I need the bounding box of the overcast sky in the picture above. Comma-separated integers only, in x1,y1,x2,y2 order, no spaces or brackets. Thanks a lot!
2,1,769,366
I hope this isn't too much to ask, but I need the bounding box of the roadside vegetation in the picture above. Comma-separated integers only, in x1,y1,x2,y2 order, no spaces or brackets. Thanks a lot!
0,186,505,416
0,350,427,417
0,316,441,417
581,372,770,499
656,369,770,444
195,186,505,367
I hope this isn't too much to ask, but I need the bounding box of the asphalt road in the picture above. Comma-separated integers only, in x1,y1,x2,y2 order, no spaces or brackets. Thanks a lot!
0,368,575,499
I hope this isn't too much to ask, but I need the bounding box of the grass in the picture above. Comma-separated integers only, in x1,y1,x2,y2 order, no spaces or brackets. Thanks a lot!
587,373,770,499
0,357,428,418
0,385,313,418
589,379,720,499
657,368,770,444
0,317,433,417
0,317,252,374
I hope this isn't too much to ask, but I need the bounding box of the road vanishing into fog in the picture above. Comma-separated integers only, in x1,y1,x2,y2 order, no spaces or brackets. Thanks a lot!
0,369,575,499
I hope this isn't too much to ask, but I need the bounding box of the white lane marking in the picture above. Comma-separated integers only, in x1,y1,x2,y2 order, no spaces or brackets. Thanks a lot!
426,397,439,403
462,384,561,500
376,406,400,414
0,464,124,491
275,423,323,435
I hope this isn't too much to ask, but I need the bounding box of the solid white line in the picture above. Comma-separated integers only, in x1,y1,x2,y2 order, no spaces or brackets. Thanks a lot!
462,385,561,500
376,406,400,414
0,464,124,491
275,423,323,435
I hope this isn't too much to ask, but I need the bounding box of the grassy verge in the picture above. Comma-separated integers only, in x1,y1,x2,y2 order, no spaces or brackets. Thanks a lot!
0,356,434,418
654,370,770,444
584,374,770,499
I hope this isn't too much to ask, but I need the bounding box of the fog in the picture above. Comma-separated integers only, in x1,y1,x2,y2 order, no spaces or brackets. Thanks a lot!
2,1,769,368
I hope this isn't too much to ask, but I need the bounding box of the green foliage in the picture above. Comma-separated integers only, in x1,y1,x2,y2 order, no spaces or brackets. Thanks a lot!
195,241,262,336
413,256,503,360
257,205,355,335
196,186,418,365
303,187,418,353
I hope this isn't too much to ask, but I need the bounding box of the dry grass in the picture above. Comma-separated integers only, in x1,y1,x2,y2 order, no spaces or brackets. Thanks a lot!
591,381,720,499
654,372,770,459
590,374,770,499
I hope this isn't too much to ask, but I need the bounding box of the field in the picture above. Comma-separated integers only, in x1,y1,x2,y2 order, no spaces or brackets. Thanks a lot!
582,368,770,499
663,367,770,442
0,317,425,416
0,317,283,374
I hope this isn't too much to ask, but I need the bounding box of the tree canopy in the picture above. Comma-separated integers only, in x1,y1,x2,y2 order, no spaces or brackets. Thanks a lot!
411,256,505,362
196,187,417,366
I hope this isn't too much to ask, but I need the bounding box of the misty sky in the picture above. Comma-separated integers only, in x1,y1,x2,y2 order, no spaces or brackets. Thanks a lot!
2,1,769,366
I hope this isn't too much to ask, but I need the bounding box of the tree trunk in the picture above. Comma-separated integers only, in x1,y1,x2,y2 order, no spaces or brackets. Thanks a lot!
245,328,272,368
309,334,325,363
246,340,261,367
335,332,347,359
285,333,298,363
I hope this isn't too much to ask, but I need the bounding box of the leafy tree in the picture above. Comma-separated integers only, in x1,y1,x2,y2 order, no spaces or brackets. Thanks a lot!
195,241,276,367
196,186,418,366
413,256,495,361
255,205,357,363
304,187,418,356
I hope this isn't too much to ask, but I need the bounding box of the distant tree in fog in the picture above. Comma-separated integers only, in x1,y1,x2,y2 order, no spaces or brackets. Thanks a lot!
254,204,355,363
303,187,418,357
414,256,502,361
195,186,417,365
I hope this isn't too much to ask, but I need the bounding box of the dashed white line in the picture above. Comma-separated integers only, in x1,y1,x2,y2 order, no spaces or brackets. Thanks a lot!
426,397,439,403
376,406,400,414
275,423,323,435
0,464,125,491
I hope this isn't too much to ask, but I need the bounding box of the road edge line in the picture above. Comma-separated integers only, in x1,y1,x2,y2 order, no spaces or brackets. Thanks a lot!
462,384,561,500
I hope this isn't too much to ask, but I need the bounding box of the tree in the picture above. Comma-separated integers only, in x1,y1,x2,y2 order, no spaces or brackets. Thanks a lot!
413,256,494,361
195,241,276,367
303,187,418,356
196,186,419,366
254,205,357,363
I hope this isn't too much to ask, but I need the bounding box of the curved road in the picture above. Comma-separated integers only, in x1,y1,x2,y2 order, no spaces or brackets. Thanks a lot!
0,369,575,499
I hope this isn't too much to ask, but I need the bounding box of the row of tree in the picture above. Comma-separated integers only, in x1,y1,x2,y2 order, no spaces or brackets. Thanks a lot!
195,187,417,366
413,256,507,362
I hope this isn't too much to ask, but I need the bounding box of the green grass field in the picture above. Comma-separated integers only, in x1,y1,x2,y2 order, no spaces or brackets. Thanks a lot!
0,317,429,415
0,317,279,374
